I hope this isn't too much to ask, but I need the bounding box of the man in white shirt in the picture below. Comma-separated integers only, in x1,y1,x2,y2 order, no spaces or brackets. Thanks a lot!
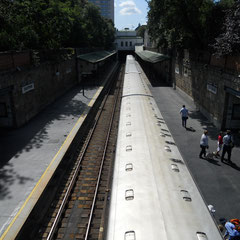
199,130,209,159
179,105,189,128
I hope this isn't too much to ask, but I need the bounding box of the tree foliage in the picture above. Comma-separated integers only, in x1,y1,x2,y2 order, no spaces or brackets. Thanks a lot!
0,0,115,51
147,0,234,51
213,0,240,56
136,24,147,39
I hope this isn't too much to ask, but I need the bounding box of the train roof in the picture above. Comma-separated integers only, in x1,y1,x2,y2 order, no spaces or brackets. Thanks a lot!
135,50,170,63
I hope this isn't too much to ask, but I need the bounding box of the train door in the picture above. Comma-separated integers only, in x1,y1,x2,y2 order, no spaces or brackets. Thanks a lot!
0,87,14,128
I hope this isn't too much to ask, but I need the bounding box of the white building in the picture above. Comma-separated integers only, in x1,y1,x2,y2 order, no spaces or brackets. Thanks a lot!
88,0,114,23
115,29,143,51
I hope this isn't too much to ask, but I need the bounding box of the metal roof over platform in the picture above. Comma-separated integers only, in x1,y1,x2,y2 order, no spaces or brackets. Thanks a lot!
77,50,116,64
135,50,170,63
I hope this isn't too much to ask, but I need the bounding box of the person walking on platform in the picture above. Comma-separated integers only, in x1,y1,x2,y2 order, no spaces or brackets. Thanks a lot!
216,131,223,157
221,130,234,163
199,130,208,159
180,105,188,128
224,220,240,240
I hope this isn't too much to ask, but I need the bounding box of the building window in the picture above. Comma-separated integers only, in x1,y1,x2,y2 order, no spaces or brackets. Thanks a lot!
121,41,123,47
130,41,132,46
0,103,7,117
232,104,240,120
125,41,128,47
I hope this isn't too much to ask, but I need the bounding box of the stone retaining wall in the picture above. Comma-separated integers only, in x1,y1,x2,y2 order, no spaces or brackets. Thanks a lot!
0,58,77,127
175,50,240,129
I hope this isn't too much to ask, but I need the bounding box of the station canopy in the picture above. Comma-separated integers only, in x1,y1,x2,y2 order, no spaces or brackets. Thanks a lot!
77,50,116,64
135,50,170,63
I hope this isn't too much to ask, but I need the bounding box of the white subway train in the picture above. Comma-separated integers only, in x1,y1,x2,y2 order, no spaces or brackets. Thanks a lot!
106,55,223,240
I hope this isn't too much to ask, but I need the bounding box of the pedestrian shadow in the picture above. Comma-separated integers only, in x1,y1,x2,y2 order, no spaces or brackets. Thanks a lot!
203,158,221,166
222,161,240,171
205,158,221,167
186,126,196,132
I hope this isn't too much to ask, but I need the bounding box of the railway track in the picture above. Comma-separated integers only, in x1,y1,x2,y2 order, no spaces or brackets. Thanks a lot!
33,65,124,240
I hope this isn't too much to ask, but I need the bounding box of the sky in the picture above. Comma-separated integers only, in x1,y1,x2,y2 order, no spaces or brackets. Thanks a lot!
114,0,148,30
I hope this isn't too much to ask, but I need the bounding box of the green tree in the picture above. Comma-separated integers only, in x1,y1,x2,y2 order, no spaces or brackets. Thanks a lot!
213,0,240,56
136,24,147,39
147,0,234,51
102,19,115,49
0,0,115,51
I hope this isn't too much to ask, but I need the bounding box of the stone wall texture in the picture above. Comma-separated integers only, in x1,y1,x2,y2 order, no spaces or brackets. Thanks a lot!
0,58,77,127
175,50,240,129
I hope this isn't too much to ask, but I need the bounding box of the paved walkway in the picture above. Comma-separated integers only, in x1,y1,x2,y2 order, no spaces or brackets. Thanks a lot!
149,84,240,223
0,61,118,239
0,85,102,237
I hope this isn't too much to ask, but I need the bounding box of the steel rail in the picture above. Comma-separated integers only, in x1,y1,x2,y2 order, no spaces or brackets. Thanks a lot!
84,66,123,240
46,66,120,240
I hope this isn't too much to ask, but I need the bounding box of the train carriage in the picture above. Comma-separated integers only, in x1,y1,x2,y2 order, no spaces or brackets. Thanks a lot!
106,55,223,240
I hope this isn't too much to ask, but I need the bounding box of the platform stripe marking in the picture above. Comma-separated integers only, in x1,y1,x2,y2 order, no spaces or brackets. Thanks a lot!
0,88,102,240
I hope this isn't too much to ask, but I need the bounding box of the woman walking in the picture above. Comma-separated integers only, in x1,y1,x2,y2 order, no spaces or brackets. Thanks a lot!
216,131,223,157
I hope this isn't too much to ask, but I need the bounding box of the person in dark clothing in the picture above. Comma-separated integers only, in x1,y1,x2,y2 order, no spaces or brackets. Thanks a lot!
221,130,234,163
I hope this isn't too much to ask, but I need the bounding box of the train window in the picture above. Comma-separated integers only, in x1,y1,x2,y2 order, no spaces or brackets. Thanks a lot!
171,164,179,172
164,146,171,152
125,189,134,200
165,141,175,145
126,145,132,152
180,190,192,202
0,103,7,117
125,231,135,240
161,128,169,132
126,122,131,126
125,163,133,171
196,232,208,240
170,158,183,164
126,132,132,137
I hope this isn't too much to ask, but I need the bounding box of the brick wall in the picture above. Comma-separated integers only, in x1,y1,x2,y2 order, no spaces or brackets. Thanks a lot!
0,58,77,127
0,51,31,71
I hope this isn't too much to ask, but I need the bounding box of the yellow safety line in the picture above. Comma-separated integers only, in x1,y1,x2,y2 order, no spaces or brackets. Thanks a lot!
0,88,102,239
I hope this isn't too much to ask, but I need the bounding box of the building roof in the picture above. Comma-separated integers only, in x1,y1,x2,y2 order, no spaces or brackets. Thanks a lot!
77,50,116,64
135,50,170,63
116,36,143,39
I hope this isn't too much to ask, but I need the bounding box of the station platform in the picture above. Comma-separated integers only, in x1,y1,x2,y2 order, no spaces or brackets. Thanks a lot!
0,63,117,239
146,80,240,223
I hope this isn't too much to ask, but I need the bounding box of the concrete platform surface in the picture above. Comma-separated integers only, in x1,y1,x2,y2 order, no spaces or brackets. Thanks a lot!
148,83,240,223
0,84,104,238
